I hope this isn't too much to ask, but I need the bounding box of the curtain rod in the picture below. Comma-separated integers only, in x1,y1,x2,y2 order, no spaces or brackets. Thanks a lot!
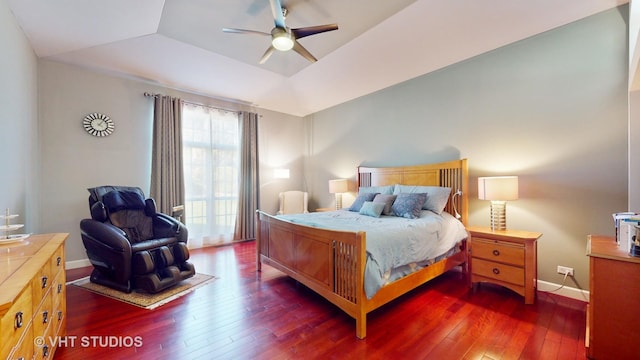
144,92,247,114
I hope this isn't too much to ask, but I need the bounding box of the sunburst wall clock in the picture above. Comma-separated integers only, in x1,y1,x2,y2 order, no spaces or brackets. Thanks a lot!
83,113,115,137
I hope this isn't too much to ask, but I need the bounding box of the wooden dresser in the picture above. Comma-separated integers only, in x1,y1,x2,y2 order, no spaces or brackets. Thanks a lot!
0,233,68,360
586,235,640,360
467,226,541,304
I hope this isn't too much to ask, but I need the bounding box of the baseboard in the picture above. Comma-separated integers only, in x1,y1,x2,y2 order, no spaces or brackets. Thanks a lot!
537,280,590,303
66,259,91,270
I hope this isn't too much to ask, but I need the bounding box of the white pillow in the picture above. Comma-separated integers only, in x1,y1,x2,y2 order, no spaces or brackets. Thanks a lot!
358,185,394,195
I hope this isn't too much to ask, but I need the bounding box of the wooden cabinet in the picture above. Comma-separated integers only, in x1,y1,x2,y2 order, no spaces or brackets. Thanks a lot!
0,233,68,360
586,235,640,360
467,226,541,304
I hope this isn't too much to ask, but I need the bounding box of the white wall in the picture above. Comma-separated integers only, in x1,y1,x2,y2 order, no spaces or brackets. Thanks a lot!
37,60,305,262
304,7,629,290
0,0,39,233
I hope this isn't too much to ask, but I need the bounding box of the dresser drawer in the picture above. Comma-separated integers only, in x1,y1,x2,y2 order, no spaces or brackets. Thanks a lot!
6,323,34,360
0,285,33,356
32,287,53,341
472,258,524,286
51,270,66,335
32,264,53,307
50,244,65,277
471,238,524,266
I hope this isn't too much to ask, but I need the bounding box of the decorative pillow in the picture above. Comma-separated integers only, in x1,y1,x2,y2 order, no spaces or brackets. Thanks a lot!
373,194,397,215
393,185,451,214
391,193,428,219
359,201,385,218
349,192,379,212
358,185,394,195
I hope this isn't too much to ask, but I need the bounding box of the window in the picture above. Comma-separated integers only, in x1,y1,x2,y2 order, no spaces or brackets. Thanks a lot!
182,103,240,248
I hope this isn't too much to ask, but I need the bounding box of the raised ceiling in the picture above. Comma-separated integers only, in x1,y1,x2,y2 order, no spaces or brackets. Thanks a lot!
7,0,628,116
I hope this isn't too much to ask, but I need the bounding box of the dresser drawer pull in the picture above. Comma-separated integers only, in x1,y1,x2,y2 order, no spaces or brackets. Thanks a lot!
58,310,63,321
41,276,48,289
492,268,500,275
15,311,23,328
43,310,49,324
42,345,49,357
492,249,500,256
58,283,63,293
57,256,62,266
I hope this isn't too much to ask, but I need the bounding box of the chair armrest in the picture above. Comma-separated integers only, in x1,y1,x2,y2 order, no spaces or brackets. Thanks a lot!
154,213,188,242
80,219,131,252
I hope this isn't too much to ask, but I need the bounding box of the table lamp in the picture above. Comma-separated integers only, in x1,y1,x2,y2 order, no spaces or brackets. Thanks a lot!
478,176,518,231
329,179,349,210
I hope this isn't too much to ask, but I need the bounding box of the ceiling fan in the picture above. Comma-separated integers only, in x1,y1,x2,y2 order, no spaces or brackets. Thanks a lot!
222,0,338,64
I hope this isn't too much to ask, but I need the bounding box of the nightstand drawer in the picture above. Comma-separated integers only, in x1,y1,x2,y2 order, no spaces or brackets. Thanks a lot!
472,258,524,285
471,238,524,266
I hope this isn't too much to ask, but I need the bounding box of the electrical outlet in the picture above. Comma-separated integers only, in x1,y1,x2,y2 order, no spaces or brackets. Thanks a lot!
557,265,574,276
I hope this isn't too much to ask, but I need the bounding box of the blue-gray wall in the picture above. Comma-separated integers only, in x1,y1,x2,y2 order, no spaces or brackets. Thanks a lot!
0,0,39,232
304,7,628,292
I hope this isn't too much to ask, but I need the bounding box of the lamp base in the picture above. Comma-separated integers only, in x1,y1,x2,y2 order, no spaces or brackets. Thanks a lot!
335,194,343,210
490,201,507,231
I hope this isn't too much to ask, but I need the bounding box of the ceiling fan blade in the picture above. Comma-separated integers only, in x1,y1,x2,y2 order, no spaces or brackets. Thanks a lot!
269,0,286,28
222,28,270,36
291,24,339,40
292,41,317,63
259,46,276,64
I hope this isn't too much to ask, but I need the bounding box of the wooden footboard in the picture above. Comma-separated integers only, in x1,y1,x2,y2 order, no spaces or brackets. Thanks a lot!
256,210,368,333
256,210,467,339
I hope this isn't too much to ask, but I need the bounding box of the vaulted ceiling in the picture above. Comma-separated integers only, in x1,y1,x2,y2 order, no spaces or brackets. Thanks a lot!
7,0,628,116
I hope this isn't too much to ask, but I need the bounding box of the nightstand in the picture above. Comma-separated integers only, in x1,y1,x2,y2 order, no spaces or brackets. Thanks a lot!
467,226,541,304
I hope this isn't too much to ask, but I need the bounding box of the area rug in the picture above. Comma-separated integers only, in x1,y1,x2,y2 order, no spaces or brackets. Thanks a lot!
67,273,217,310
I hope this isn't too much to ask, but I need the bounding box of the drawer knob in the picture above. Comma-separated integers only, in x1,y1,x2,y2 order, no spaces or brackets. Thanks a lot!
492,268,500,275
41,276,48,289
58,310,63,321
42,345,49,357
58,283,63,294
492,249,500,256
15,311,23,329
57,256,62,266
43,310,49,324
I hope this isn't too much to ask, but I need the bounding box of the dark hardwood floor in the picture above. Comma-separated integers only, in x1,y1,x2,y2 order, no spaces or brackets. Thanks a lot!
57,241,587,359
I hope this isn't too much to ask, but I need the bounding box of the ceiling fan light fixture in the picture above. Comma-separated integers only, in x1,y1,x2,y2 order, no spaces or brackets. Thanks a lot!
271,28,294,51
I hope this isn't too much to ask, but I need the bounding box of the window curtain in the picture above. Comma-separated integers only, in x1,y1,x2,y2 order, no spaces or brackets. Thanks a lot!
234,111,260,241
150,95,185,216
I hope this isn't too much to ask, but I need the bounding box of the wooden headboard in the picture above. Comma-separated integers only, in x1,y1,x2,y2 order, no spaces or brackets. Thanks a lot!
357,159,469,225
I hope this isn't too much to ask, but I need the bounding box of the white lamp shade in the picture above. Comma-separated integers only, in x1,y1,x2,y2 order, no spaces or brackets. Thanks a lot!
329,179,349,194
478,176,519,201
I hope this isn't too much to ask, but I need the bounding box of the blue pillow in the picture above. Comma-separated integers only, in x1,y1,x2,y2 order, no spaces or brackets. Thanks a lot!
373,194,397,215
359,201,385,218
349,192,379,212
391,193,428,219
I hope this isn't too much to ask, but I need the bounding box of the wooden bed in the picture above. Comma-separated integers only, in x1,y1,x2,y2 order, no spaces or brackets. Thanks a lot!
256,159,469,339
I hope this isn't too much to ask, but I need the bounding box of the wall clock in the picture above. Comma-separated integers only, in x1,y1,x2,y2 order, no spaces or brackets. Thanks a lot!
83,113,115,137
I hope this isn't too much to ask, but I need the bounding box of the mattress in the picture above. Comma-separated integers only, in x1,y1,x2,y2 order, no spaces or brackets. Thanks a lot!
277,209,468,298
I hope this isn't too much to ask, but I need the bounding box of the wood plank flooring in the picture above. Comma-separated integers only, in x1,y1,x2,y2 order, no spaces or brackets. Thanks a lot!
57,241,587,359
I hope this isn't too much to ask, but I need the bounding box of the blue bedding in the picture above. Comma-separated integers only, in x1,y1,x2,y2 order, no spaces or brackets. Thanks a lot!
278,209,467,298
